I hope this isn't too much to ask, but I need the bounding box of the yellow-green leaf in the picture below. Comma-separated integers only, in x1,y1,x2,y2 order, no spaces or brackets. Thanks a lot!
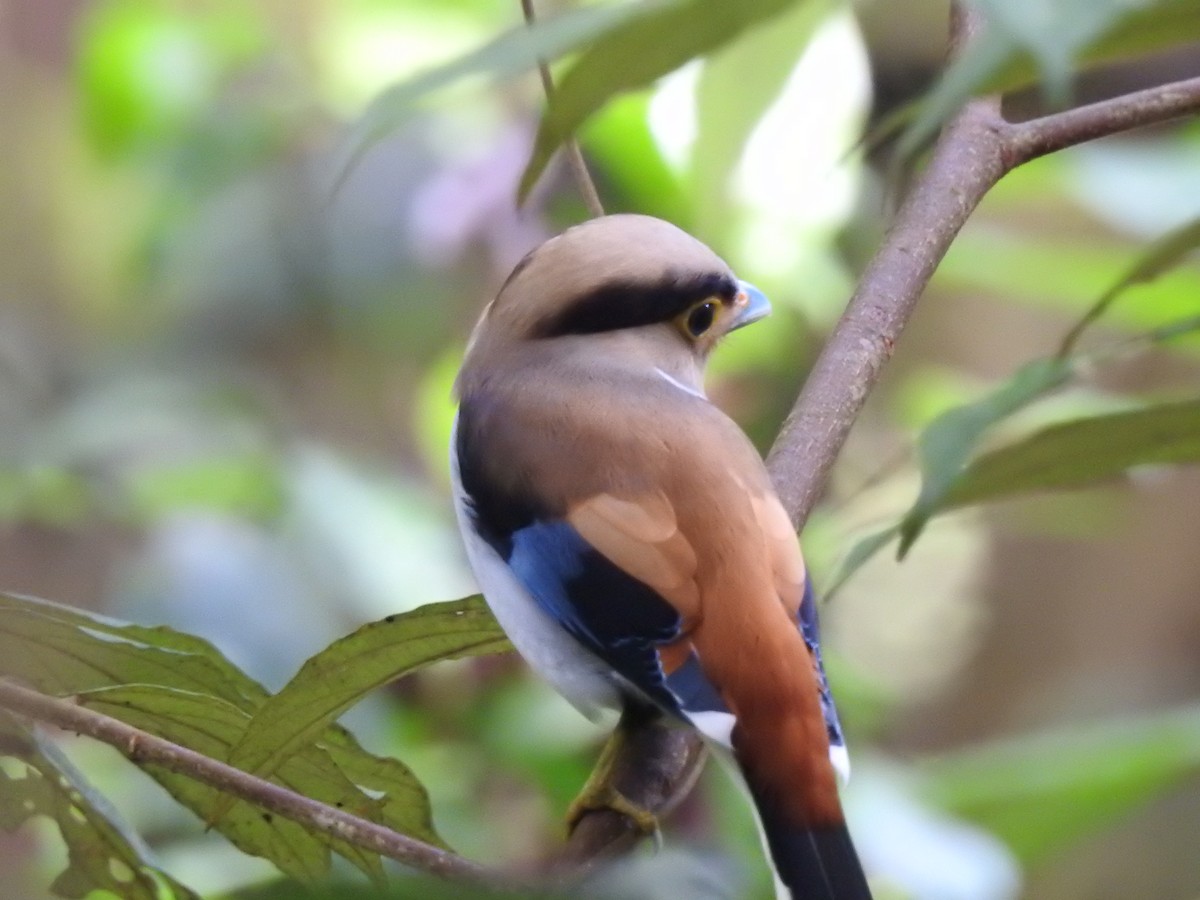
220,597,508,812
519,0,819,199
945,395,1200,509
0,713,199,900
898,357,1073,555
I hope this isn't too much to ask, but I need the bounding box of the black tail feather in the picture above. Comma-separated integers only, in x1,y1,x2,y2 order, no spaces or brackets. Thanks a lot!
752,790,872,899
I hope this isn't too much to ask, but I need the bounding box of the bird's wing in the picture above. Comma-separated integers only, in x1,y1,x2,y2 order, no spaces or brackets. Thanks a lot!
456,383,842,760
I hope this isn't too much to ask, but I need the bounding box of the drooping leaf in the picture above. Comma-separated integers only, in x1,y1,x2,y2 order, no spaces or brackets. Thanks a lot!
0,593,268,710
898,357,1073,555
334,1,657,188
0,712,199,900
0,592,467,881
320,724,444,851
976,0,1146,103
923,703,1200,866
897,0,1200,160
74,685,394,883
519,0,818,199
1060,216,1200,354
944,395,1200,509
222,597,509,801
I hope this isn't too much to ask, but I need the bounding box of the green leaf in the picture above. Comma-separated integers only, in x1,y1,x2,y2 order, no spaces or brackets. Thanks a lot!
0,593,268,711
75,685,397,883
1066,0,1200,72
0,713,199,900
923,704,1200,866
944,395,1200,509
1060,216,1200,354
335,1,654,188
898,0,1200,160
976,0,1142,102
222,597,508,808
320,725,445,852
939,228,1200,330
0,592,458,880
519,0,817,200
580,93,691,224
898,357,1073,555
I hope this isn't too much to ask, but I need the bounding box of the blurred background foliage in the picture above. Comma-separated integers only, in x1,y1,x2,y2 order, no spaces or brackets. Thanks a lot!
1,0,1199,898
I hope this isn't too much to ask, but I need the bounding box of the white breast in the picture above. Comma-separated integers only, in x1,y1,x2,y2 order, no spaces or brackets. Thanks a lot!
449,414,621,719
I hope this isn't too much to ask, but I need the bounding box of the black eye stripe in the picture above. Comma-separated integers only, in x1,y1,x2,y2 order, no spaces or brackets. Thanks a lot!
533,273,737,338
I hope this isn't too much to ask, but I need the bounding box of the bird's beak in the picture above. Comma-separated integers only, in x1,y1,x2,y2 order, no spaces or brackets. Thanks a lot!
729,280,772,332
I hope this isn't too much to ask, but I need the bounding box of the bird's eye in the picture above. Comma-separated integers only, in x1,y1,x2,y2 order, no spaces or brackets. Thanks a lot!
684,300,718,338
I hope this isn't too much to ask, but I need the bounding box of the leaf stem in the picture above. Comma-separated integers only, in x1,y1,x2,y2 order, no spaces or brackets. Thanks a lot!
0,679,501,889
521,0,606,217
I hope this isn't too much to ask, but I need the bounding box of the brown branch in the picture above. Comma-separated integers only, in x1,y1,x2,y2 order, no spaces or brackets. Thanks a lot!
1004,74,1200,166
767,26,1200,529
521,0,606,217
767,93,1007,524
0,680,500,889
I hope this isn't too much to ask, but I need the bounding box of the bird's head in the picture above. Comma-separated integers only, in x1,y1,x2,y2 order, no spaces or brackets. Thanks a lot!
459,215,769,395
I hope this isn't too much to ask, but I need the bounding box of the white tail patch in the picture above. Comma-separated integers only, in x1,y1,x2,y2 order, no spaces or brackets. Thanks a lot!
687,710,736,748
829,744,851,784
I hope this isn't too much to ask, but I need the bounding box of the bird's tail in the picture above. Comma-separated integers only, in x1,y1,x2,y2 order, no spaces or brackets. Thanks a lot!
743,770,873,900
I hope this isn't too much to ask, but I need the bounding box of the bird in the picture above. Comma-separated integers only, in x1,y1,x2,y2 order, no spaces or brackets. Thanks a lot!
450,214,871,899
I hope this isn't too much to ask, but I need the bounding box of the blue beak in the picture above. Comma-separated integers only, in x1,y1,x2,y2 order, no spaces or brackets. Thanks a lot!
729,280,771,332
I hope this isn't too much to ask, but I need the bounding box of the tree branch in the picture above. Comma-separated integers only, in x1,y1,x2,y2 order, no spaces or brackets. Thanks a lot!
0,680,500,890
768,41,1200,530
767,93,1006,524
1004,74,1200,166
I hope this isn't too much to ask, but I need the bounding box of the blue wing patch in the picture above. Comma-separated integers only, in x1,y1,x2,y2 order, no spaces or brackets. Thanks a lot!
506,519,685,713
665,652,727,713
798,576,845,752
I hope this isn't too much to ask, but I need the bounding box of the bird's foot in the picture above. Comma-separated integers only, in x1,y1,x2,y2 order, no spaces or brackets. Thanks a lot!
566,783,660,837
566,724,660,838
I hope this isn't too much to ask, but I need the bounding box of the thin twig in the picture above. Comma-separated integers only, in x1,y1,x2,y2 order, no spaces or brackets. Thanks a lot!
1004,74,1200,166
521,0,606,217
0,680,500,889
